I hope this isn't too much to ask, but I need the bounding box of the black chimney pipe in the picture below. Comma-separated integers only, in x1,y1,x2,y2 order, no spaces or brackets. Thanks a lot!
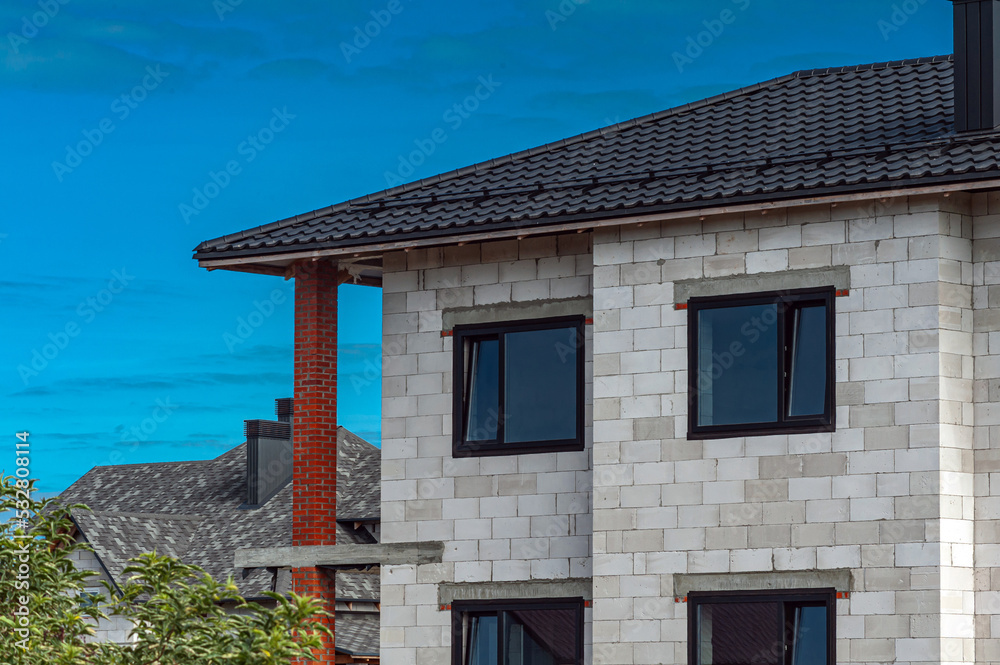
953,0,1000,132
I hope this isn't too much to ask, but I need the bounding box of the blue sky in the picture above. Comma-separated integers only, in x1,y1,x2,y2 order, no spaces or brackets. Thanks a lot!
1,0,952,494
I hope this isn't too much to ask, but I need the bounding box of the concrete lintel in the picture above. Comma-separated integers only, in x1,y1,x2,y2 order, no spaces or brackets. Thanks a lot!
674,569,853,596
674,266,850,304
234,541,444,569
438,578,593,605
443,297,592,330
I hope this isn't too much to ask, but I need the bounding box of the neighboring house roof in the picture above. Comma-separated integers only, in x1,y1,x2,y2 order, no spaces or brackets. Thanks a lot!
336,569,380,603
336,602,381,658
61,426,381,599
337,428,381,521
194,55,990,264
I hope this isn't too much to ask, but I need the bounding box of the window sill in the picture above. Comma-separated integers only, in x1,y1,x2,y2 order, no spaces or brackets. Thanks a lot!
688,421,835,440
453,439,585,457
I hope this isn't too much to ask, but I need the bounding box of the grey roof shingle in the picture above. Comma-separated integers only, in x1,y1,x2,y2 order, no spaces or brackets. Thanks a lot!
336,571,379,602
338,429,381,520
194,55,990,262
336,612,380,657
61,426,380,599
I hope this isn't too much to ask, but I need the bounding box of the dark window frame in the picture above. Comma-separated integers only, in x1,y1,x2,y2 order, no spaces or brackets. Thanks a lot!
452,316,586,457
687,588,836,665
451,597,585,665
687,286,836,440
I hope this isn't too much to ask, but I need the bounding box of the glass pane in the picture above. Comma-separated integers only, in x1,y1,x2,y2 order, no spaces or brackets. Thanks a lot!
466,339,500,441
504,327,578,443
697,602,782,665
467,615,498,665
697,304,778,427
788,306,827,417
505,608,577,665
790,605,827,665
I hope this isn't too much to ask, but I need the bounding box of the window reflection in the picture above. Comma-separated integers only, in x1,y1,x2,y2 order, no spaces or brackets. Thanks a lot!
455,318,583,454
466,338,499,441
457,603,582,665
788,306,826,417
505,327,577,443
691,595,830,665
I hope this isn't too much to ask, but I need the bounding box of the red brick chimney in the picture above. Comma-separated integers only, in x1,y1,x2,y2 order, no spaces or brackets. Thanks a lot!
291,259,339,662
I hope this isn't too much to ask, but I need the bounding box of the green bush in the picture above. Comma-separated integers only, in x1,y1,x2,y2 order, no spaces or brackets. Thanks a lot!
0,475,329,664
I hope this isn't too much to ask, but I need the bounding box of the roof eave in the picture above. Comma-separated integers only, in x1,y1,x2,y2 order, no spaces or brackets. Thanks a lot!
195,173,1000,272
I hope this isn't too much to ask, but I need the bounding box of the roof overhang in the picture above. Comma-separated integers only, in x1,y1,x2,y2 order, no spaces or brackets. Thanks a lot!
196,176,1000,277
201,254,385,286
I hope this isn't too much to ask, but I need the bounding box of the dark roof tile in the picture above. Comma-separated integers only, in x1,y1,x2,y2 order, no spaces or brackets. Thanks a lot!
196,56,989,262
336,613,380,657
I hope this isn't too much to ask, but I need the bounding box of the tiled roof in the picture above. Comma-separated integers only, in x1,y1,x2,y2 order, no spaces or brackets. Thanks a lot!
194,55,996,262
336,612,380,657
338,429,381,520
62,427,380,599
336,570,379,602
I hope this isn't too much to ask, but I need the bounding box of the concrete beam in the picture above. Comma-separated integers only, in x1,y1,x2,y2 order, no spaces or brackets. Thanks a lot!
443,296,592,330
235,541,445,569
438,578,593,605
674,266,850,304
673,569,853,597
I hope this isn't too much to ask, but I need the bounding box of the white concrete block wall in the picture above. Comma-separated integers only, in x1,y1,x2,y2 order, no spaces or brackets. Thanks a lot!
375,191,1000,665
973,193,1000,665
380,236,595,665
590,195,981,665
71,545,135,643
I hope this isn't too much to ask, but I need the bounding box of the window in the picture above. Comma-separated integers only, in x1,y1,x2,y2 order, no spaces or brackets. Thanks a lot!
688,590,835,665
79,587,104,608
452,599,584,665
687,287,835,439
453,316,585,456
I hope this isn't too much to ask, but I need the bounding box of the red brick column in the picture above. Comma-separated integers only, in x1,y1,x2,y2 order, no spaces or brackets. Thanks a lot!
292,260,339,662
291,567,337,662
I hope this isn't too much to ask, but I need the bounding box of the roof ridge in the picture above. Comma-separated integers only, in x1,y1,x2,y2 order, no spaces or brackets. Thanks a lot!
193,63,855,252
791,53,953,79
89,458,218,470
60,458,223,496
64,427,375,496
